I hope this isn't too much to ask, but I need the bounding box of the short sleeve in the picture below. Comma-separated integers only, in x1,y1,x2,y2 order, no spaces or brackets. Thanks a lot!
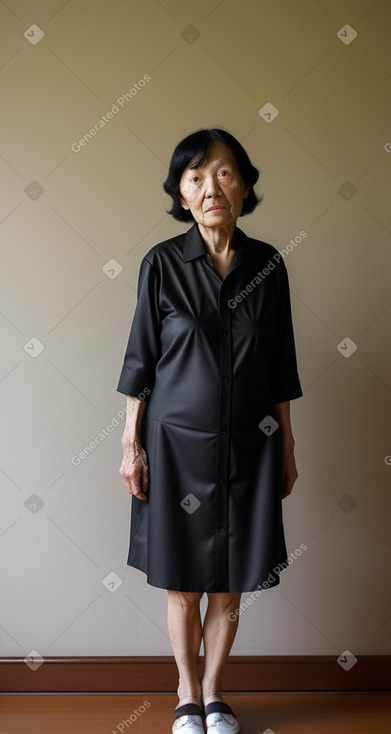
270,259,303,404
116,258,161,400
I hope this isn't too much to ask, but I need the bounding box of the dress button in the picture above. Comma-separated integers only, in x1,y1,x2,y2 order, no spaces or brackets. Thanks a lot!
218,527,225,533
221,329,228,337
223,377,229,384
221,430,228,436
218,479,225,485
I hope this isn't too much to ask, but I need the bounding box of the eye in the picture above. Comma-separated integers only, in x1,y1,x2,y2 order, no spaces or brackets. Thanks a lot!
190,175,200,183
219,169,230,178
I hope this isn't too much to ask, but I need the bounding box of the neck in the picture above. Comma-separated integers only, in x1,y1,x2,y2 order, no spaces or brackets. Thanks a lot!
198,222,236,254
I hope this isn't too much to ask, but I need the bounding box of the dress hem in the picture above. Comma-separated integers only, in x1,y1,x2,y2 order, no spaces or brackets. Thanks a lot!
126,559,286,594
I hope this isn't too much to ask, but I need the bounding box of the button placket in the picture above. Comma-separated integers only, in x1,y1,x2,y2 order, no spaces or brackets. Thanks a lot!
213,278,234,590
202,246,243,591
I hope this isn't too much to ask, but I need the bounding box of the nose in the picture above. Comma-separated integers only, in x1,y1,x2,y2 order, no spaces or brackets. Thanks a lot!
204,173,222,198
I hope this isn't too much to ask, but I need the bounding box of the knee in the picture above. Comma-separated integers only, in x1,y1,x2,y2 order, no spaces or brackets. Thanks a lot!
206,592,241,612
167,590,203,609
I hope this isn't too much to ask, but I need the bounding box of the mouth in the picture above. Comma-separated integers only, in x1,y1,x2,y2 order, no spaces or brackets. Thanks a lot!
206,206,226,212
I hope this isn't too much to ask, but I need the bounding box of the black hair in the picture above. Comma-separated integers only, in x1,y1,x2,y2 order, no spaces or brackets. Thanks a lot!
163,128,263,222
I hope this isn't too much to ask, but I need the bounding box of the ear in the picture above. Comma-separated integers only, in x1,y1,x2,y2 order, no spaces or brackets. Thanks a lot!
243,184,251,199
179,197,190,210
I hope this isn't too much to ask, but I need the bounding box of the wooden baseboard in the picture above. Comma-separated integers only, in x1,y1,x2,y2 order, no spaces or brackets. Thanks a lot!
0,656,390,693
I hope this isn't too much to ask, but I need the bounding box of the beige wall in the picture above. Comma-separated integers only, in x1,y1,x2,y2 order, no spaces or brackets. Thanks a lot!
1,0,390,662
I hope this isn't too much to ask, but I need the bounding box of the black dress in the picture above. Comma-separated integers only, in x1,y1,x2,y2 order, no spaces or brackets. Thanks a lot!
117,222,302,592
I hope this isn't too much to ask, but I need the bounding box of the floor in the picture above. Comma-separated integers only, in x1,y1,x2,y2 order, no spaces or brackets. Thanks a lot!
0,692,390,733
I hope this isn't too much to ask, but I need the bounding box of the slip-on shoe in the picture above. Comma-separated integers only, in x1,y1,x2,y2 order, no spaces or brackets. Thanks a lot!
172,703,204,733
205,702,240,733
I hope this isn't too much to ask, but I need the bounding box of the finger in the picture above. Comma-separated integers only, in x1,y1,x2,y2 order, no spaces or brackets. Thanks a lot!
127,472,148,501
131,488,148,501
142,462,149,495
282,481,294,498
281,476,291,498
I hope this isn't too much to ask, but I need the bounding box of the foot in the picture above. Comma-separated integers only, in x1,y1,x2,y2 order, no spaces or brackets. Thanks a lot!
203,695,223,706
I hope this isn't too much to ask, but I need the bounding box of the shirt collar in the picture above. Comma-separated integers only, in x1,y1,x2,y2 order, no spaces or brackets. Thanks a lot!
182,222,247,263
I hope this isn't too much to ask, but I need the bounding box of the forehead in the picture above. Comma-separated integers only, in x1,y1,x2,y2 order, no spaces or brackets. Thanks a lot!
187,140,237,171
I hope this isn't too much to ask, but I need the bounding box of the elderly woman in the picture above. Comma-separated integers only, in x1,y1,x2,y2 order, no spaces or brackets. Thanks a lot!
117,128,302,734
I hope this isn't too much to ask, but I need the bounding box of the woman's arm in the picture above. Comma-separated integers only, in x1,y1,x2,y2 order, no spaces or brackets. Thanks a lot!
273,400,298,499
119,395,149,501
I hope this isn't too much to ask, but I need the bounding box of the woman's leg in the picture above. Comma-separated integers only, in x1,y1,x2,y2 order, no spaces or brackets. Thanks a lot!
167,590,204,708
201,592,242,705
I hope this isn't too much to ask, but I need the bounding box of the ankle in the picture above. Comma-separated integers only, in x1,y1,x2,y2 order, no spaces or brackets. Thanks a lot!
201,683,223,706
176,681,202,709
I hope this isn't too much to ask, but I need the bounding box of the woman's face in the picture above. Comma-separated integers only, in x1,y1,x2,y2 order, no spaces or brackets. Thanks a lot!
179,140,251,229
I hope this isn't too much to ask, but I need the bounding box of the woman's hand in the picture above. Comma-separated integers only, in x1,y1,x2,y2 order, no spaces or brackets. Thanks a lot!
119,395,149,500
119,438,149,501
273,401,299,499
280,445,298,499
